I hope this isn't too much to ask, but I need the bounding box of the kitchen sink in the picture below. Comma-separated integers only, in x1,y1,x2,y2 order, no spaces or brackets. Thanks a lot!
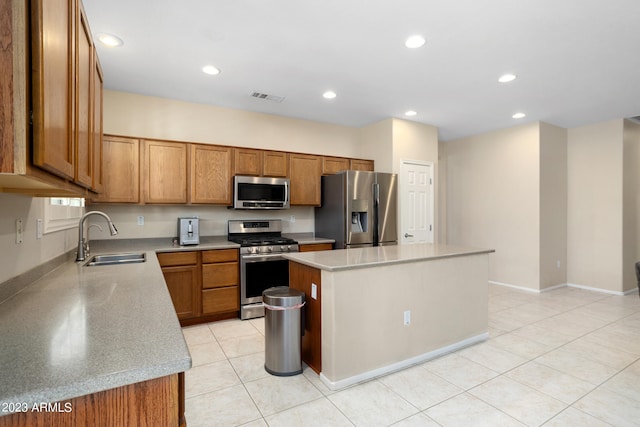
84,252,146,266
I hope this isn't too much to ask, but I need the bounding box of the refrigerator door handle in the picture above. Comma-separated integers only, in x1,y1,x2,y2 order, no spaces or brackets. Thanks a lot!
373,183,380,206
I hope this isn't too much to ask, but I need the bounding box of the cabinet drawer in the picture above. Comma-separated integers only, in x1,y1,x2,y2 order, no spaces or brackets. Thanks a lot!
157,251,198,267
202,249,238,263
202,262,238,289
202,287,239,314
299,243,333,252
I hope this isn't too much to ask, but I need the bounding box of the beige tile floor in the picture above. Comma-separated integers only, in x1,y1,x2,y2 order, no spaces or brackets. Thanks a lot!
182,285,640,427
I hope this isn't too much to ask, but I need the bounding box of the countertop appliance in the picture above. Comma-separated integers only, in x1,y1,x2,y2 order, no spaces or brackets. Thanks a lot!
315,170,398,249
233,176,290,209
228,219,299,319
178,216,200,245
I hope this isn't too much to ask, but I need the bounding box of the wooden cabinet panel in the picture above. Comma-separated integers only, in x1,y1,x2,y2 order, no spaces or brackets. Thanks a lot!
289,261,322,374
322,156,350,175
142,139,187,204
31,0,75,180
202,287,239,314
92,136,139,203
289,153,321,206
74,5,93,188
202,249,238,263
202,263,238,289
350,159,374,171
0,374,182,427
162,265,200,319
234,148,262,176
157,251,198,267
263,151,288,177
299,243,333,252
190,144,232,204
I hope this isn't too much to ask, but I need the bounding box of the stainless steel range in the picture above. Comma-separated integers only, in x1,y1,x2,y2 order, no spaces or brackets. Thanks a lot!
228,219,299,320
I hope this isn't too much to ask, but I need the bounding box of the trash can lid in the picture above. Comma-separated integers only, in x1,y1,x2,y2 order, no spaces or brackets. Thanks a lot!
263,286,305,307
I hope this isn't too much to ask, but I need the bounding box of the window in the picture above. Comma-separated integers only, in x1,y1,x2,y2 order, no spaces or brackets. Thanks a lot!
44,197,85,233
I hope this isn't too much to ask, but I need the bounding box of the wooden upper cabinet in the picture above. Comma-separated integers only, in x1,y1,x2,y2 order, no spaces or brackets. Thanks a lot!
262,151,288,177
142,139,188,204
92,136,139,203
322,156,350,175
350,159,374,171
74,4,93,188
91,53,104,193
31,0,75,180
289,153,321,206
190,144,232,204
234,148,262,176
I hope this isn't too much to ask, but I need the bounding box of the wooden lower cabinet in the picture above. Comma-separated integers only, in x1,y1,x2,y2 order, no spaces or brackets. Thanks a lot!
289,262,322,374
158,252,200,320
0,373,185,427
158,249,240,325
201,249,239,316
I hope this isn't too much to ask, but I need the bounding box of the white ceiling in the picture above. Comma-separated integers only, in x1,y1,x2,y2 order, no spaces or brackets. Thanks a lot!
83,0,640,141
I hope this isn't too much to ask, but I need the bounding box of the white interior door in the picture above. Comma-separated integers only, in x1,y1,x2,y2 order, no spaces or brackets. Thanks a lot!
400,161,433,244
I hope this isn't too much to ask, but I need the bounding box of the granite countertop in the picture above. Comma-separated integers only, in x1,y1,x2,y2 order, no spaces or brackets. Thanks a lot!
0,249,191,414
283,243,494,271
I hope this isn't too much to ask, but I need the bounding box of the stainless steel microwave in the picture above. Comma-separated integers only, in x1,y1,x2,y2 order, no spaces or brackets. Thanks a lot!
233,176,290,209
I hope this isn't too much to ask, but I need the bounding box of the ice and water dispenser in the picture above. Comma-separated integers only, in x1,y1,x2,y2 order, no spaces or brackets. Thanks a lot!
350,200,368,233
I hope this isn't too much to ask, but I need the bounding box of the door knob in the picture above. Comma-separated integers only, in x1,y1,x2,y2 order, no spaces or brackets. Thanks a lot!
404,233,414,238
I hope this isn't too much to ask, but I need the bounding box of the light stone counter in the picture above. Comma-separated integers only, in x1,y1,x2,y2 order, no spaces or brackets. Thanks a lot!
282,242,493,271
0,248,191,414
282,233,335,245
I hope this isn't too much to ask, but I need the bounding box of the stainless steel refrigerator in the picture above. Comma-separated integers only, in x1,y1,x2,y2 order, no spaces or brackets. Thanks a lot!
315,170,398,249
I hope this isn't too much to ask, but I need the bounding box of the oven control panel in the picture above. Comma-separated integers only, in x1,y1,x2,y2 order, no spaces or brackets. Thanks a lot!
240,244,299,255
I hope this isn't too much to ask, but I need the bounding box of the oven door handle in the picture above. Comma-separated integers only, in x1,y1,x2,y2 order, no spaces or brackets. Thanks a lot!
241,253,290,262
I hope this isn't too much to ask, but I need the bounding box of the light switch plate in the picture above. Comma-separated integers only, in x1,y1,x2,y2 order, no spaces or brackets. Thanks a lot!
311,283,317,300
36,219,43,239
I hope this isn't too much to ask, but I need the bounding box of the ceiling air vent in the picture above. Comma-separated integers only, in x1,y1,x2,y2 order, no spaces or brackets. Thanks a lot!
250,91,285,103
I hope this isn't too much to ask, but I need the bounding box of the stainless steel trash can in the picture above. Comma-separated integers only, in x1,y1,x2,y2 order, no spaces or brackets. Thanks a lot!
263,286,306,376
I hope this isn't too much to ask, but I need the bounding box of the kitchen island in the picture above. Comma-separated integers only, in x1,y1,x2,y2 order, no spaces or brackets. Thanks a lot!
284,243,494,390
0,249,191,425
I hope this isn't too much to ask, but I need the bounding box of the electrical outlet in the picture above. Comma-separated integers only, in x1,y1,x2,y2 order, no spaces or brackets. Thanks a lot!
16,219,23,244
289,215,296,223
36,219,43,240
137,215,144,226
403,310,411,326
311,283,317,300
556,260,561,269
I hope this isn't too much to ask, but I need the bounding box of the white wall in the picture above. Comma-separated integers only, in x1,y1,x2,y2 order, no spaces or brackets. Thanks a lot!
444,122,542,290
623,119,640,291
0,194,77,284
567,120,624,292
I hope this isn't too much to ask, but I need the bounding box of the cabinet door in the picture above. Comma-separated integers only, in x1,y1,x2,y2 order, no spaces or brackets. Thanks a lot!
299,243,333,252
202,287,239,315
31,0,75,180
350,159,374,171
91,53,104,193
234,148,262,176
142,139,187,204
74,5,93,188
162,265,200,320
190,144,232,204
92,136,139,203
322,156,350,175
202,263,238,289
289,153,321,206
263,151,288,177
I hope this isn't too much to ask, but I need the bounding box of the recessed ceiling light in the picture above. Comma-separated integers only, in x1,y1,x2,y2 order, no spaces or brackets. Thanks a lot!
405,35,426,49
405,110,417,117
96,33,124,47
512,112,526,119
322,91,337,99
498,74,517,83
202,65,220,75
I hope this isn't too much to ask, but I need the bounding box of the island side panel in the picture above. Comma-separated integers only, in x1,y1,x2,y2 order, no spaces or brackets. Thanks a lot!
289,261,322,374
320,253,489,385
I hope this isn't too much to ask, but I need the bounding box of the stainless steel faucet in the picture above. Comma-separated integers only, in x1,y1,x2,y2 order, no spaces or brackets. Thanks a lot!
76,211,118,262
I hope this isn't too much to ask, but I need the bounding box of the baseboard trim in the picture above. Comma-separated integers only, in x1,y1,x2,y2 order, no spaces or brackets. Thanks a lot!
318,332,489,391
489,280,637,296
